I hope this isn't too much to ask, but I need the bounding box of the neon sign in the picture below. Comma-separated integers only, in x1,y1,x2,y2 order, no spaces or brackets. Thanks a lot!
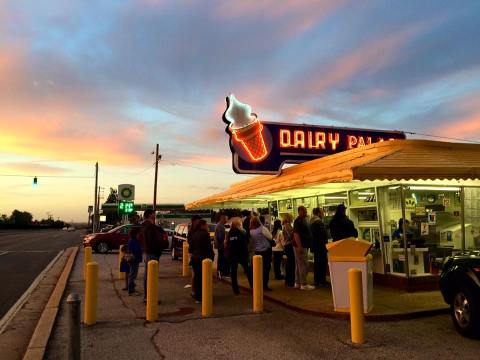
223,95,406,174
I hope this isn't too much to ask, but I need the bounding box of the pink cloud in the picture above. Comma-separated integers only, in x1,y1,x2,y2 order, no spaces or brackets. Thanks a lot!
0,162,68,175
215,0,346,38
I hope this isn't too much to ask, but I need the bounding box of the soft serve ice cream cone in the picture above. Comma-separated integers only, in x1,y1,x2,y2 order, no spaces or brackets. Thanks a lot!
224,94,268,162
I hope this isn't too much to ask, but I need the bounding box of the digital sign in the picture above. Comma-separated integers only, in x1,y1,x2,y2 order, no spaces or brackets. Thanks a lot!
223,95,406,174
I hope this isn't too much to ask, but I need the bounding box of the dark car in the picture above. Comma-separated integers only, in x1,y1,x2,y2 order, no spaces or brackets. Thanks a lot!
171,222,215,260
440,250,480,337
83,223,167,254
171,223,188,260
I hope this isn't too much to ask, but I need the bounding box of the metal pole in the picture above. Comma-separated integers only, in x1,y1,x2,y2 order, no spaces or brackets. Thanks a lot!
400,185,409,277
93,162,98,233
66,293,81,360
348,269,365,344
460,187,466,251
153,143,159,213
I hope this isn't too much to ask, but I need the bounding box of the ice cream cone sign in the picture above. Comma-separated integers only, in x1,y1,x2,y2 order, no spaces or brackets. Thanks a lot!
223,94,269,162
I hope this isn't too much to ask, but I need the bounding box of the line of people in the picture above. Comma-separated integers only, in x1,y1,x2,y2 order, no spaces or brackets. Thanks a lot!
120,203,358,304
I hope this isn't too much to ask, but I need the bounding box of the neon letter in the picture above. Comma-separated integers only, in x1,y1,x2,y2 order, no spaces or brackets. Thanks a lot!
315,132,326,150
329,133,340,151
347,135,357,149
280,129,291,148
294,130,305,148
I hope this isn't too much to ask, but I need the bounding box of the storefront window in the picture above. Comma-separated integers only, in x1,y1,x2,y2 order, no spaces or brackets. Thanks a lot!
377,186,405,275
293,196,318,217
349,188,376,207
464,187,480,250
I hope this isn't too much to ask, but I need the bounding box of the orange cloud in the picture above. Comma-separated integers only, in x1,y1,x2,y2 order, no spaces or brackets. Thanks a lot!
0,162,68,175
434,113,480,138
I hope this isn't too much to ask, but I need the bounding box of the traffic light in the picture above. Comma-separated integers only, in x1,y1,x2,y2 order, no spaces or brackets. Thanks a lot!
118,200,134,214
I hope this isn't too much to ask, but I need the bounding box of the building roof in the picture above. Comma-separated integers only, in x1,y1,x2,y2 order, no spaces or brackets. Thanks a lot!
186,140,480,209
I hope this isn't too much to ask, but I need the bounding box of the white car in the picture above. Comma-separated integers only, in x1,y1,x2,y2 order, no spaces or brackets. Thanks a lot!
67,226,76,232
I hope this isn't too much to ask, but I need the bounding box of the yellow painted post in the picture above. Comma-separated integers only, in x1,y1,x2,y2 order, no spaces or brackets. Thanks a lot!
84,262,99,326
253,255,263,313
202,259,213,317
146,260,159,322
182,242,189,277
118,245,126,280
84,246,92,281
348,268,365,344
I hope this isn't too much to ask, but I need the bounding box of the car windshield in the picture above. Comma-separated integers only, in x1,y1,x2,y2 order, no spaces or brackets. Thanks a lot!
108,225,125,233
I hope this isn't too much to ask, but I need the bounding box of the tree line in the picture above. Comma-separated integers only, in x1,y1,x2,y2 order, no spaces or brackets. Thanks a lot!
0,210,69,229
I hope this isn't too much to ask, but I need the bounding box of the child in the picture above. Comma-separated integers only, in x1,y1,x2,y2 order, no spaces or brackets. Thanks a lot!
126,226,143,295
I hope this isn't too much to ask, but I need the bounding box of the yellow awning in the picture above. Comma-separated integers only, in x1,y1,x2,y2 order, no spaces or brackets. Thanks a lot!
186,139,480,210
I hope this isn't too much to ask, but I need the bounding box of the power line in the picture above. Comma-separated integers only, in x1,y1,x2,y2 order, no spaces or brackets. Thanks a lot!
0,174,94,178
162,160,233,175
404,131,480,144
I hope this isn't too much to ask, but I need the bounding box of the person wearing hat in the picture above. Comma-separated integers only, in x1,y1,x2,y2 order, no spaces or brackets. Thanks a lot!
328,204,358,241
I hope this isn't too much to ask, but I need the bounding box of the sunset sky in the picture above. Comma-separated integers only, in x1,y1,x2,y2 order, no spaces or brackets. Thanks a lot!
1,0,480,222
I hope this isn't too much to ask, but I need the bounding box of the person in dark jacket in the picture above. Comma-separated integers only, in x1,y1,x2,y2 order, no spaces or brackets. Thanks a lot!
310,208,329,286
142,209,163,303
187,215,202,298
329,204,358,241
126,226,143,295
190,220,215,302
225,217,252,294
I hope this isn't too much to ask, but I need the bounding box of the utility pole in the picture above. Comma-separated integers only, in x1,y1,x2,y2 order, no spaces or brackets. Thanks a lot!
153,144,161,213
93,162,98,233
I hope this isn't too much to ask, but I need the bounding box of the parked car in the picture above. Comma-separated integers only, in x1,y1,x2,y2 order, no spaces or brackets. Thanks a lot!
440,250,480,337
100,224,115,233
83,223,168,254
67,226,76,232
171,223,188,260
164,228,174,250
171,222,217,261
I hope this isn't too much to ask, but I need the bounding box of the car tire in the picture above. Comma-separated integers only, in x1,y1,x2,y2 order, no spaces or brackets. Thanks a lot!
96,241,110,254
451,286,480,338
172,247,179,261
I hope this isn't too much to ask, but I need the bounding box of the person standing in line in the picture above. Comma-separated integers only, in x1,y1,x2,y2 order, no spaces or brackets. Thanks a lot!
310,208,329,286
242,210,253,260
225,217,252,294
293,206,315,291
190,220,215,303
142,209,163,304
215,214,230,279
126,226,143,295
280,214,296,287
271,219,285,280
329,204,358,241
250,216,274,291
187,215,202,299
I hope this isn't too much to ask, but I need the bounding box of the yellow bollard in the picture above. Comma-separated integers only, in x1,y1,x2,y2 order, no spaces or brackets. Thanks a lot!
84,262,99,326
182,241,190,277
202,259,213,317
253,255,263,313
118,245,126,280
146,260,159,322
84,246,92,281
348,268,365,344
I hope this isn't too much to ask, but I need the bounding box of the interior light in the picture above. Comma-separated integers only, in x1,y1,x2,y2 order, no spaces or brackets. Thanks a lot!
408,186,460,191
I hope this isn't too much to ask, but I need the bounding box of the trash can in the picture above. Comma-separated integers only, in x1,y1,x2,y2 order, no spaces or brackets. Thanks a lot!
326,238,374,313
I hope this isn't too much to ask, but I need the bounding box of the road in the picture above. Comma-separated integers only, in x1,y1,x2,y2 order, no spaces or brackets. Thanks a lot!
0,229,82,319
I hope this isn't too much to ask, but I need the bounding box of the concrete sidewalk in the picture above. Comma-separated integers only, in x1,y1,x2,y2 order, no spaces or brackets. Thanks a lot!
46,249,264,359
45,249,449,358
229,272,448,320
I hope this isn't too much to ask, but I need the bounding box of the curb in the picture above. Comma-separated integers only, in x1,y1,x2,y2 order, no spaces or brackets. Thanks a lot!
0,250,65,335
218,278,449,321
23,246,79,360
